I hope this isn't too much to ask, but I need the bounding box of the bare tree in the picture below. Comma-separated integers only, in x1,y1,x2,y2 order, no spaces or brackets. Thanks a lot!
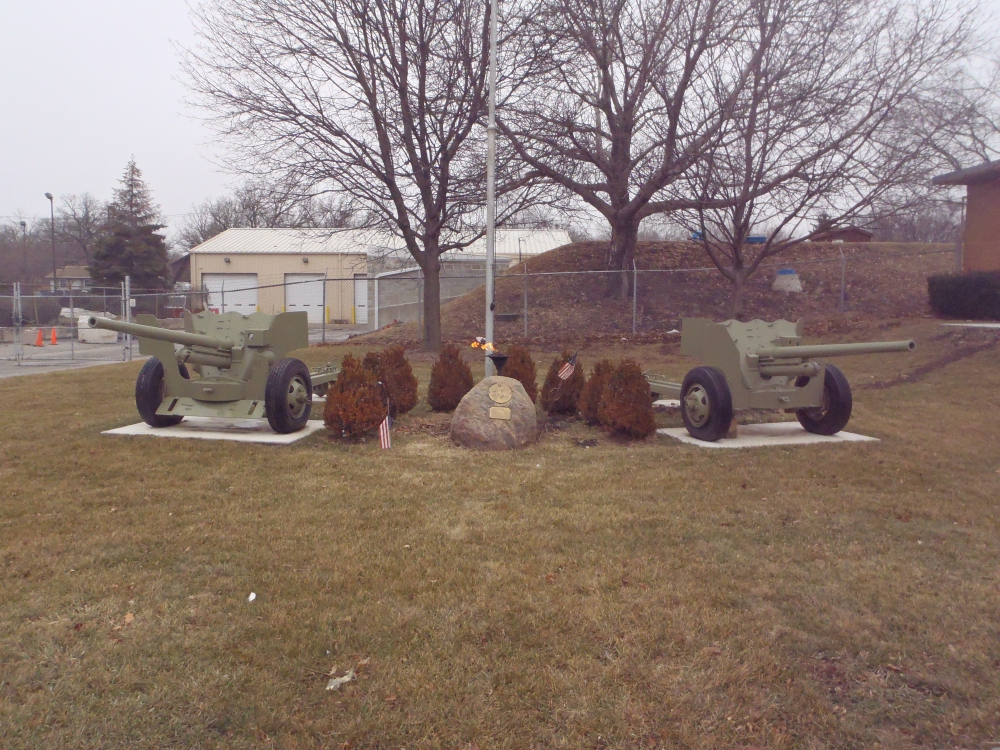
499,0,766,298
674,0,974,315
176,179,357,249
185,0,538,349
56,194,107,268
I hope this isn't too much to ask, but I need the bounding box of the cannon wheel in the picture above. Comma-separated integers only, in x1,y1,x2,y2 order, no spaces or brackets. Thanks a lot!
680,366,733,442
797,363,852,435
265,358,313,434
135,357,189,428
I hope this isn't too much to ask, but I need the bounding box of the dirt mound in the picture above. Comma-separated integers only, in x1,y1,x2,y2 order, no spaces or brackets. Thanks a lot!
355,240,955,347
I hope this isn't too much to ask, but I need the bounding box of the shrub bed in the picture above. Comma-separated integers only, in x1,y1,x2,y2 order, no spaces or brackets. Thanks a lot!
324,354,388,438
500,344,537,402
597,360,657,438
578,359,614,426
427,344,474,411
539,351,585,414
363,345,418,417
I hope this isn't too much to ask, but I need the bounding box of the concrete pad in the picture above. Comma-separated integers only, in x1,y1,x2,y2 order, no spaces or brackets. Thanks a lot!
658,421,878,449
941,322,1000,329
103,417,325,445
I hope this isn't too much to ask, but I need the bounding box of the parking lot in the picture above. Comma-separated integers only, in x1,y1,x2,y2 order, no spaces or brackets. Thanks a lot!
0,324,367,379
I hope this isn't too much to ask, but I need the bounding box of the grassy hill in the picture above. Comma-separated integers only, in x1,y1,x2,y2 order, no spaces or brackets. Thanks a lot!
361,240,955,347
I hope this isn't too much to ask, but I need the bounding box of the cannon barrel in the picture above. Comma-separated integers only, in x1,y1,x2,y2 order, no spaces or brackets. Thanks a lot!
756,339,915,360
88,316,236,351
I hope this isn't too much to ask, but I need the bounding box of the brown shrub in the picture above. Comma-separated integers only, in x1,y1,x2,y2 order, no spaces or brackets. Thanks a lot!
578,359,614,425
597,359,657,438
362,345,418,417
427,344,474,411
500,344,537,402
324,354,388,438
539,350,585,415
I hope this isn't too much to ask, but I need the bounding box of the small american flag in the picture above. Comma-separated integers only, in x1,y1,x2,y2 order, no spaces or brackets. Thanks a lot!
557,354,577,381
379,415,392,449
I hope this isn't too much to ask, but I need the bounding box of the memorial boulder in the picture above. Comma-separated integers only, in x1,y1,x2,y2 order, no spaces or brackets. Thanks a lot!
450,376,537,450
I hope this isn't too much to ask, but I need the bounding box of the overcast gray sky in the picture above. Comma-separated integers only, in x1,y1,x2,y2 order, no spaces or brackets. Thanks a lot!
1,0,997,241
0,1,228,239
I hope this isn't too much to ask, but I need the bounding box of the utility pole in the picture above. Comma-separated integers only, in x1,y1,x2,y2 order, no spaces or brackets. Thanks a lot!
19,221,27,281
483,0,498,376
44,193,56,294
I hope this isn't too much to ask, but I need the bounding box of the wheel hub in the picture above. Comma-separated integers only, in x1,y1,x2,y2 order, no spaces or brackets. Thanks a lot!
684,384,711,427
286,377,309,417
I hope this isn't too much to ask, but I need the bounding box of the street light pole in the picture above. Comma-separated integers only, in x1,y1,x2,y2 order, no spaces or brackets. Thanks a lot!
19,220,27,281
483,0,498,377
44,192,56,294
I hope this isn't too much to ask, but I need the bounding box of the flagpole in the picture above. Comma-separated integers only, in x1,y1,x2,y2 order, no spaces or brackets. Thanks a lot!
484,0,498,377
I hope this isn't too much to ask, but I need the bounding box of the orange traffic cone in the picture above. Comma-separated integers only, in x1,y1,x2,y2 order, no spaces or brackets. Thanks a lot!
34,329,44,347
50,328,58,345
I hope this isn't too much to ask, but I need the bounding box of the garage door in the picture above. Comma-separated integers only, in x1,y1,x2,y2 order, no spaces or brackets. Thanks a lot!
285,274,325,324
354,274,368,324
203,274,258,315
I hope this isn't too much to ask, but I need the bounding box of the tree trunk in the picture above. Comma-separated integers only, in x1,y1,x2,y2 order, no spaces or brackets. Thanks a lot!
730,269,749,319
421,255,442,351
606,219,639,300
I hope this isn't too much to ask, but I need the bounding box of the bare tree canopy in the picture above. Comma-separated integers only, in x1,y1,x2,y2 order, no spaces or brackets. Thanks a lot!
501,0,977,302
55,194,106,268
676,0,975,314
176,180,357,250
184,0,538,348
499,0,760,296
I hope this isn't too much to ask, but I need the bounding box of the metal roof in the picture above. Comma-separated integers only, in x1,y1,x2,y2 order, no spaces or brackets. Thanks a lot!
190,228,396,255
933,160,1000,186
191,227,572,259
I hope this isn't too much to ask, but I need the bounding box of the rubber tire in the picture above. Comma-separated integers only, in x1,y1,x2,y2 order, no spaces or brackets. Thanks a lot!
135,357,189,428
265,358,313,434
680,366,734,442
796,363,853,435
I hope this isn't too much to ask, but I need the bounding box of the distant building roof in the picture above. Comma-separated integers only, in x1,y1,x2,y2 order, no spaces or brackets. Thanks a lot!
190,227,572,260
933,160,1000,186
190,227,381,255
44,265,91,280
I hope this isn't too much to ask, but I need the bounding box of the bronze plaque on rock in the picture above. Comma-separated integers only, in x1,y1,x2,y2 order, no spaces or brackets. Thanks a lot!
489,406,512,421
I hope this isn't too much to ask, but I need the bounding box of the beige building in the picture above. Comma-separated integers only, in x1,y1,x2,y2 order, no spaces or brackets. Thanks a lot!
189,226,573,327
189,228,373,324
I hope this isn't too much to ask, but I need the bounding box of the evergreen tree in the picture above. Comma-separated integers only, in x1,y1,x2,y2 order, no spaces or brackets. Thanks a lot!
91,158,170,288
108,158,160,228
91,224,171,288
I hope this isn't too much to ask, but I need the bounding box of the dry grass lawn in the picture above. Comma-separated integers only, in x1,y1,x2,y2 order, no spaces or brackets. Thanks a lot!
1,319,999,749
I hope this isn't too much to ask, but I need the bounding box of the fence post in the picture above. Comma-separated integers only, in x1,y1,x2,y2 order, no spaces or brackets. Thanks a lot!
839,250,846,313
69,290,75,361
125,276,133,361
322,271,327,344
13,282,21,364
523,260,528,338
632,261,638,334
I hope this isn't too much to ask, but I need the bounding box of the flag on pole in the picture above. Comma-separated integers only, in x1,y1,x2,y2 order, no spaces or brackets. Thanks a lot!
379,415,392,449
557,353,577,381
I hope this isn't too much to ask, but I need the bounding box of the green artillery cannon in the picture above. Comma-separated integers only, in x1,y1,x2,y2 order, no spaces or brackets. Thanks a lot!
89,311,339,433
645,318,915,442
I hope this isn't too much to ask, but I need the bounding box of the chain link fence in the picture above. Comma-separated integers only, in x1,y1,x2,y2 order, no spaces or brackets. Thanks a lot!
0,246,959,366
